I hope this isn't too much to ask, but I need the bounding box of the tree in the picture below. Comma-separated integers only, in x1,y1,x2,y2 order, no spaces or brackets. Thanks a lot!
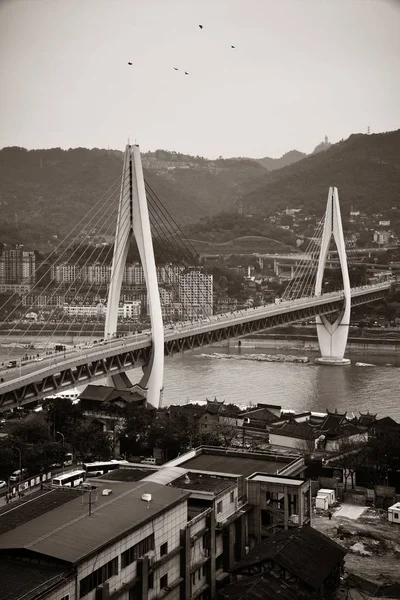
295,437,316,458
335,438,369,491
70,421,112,461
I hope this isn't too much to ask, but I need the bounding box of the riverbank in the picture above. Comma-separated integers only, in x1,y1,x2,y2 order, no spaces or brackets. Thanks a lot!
218,333,400,353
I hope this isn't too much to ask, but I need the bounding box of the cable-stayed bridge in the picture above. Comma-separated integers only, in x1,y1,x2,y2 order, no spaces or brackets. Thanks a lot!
0,144,395,411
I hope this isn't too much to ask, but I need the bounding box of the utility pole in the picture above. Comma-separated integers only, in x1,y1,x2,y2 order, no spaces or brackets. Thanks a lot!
56,431,65,473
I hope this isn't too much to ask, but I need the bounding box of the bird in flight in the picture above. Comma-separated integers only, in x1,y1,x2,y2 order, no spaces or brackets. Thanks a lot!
185,71,189,75
128,62,132,65
231,46,235,49
173,67,179,71
199,24,203,29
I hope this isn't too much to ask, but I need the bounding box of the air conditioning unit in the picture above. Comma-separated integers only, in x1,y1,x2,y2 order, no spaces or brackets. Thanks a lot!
245,546,250,555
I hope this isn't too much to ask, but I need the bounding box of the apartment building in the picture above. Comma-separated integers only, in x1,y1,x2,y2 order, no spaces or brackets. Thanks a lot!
178,271,213,318
0,245,36,284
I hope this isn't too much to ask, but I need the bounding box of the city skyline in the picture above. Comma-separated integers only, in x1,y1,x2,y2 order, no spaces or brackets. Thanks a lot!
1,0,400,159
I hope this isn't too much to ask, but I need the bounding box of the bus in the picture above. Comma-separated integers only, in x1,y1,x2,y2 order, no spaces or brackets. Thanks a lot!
52,469,86,487
83,460,129,477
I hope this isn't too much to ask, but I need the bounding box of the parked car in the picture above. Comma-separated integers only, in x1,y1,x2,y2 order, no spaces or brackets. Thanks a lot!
9,468,28,482
0,480,7,489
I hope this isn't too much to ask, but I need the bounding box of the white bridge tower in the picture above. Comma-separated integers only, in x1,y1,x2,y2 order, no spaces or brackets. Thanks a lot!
105,144,164,406
315,187,351,365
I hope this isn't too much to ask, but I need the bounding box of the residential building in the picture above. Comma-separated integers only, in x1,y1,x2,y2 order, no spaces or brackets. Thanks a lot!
178,270,213,318
0,245,36,284
373,230,390,246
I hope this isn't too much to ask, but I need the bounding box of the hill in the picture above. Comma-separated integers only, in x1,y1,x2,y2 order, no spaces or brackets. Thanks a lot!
0,147,268,245
256,150,307,171
240,130,400,216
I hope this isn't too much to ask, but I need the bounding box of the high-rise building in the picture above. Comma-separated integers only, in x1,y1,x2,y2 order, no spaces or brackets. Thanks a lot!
0,245,36,284
178,270,213,318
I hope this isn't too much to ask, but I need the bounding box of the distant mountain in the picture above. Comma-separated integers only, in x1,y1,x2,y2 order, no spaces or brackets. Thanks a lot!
0,147,268,245
239,129,400,216
312,136,332,155
256,150,307,171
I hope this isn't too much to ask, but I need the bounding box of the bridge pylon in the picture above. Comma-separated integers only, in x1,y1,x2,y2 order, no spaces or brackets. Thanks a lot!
315,187,351,365
105,144,164,406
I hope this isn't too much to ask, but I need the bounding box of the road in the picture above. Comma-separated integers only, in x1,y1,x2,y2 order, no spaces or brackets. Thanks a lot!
0,281,393,393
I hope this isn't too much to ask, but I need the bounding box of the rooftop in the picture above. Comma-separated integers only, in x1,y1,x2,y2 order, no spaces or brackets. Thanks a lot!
231,526,347,590
0,481,189,565
247,474,305,486
177,450,292,478
0,558,69,600
0,489,82,536
98,466,157,482
169,472,235,495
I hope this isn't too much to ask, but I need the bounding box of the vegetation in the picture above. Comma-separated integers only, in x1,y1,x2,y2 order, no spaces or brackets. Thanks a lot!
240,130,400,216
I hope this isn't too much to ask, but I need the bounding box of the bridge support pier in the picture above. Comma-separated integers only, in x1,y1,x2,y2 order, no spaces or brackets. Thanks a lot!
105,144,164,406
315,187,351,366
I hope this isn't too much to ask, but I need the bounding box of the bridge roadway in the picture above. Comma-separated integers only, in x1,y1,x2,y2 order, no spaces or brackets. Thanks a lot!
0,281,392,410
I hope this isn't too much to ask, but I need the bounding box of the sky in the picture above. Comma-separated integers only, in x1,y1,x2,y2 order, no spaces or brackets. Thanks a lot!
0,0,399,159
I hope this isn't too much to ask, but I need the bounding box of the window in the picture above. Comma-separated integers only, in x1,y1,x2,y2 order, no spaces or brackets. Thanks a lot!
160,573,168,589
79,557,118,597
230,491,234,503
217,501,222,513
160,541,168,556
198,569,201,581
121,534,155,569
202,534,207,549
60,595,70,600
202,565,206,577
192,573,196,585
148,573,154,590
394,513,399,520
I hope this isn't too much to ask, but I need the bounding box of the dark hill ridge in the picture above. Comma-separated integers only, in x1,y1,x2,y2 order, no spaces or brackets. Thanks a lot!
241,130,400,216
256,149,307,171
0,147,268,243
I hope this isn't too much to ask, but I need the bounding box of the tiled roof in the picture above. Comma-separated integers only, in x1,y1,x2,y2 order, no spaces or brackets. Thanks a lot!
78,384,114,402
231,526,346,589
270,421,321,440
242,408,280,424
219,572,299,600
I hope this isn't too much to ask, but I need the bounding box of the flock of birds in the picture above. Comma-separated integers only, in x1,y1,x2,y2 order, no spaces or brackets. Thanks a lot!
127,24,236,76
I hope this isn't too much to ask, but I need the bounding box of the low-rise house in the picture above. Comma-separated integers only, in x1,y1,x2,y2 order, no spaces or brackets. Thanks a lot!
269,410,368,453
228,526,346,599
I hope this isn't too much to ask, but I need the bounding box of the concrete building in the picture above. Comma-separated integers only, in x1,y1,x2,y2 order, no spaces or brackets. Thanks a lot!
0,445,316,600
178,271,213,318
373,230,390,246
0,245,36,284
0,482,190,600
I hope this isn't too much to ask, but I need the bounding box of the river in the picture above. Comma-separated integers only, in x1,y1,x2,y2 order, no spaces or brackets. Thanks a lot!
1,344,399,420
156,346,400,420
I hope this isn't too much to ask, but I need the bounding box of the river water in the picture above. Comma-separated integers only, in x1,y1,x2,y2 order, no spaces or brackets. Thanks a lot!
1,344,399,420
155,346,400,420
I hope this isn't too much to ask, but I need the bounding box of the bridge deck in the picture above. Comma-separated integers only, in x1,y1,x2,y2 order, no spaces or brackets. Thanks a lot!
0,282,392,410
